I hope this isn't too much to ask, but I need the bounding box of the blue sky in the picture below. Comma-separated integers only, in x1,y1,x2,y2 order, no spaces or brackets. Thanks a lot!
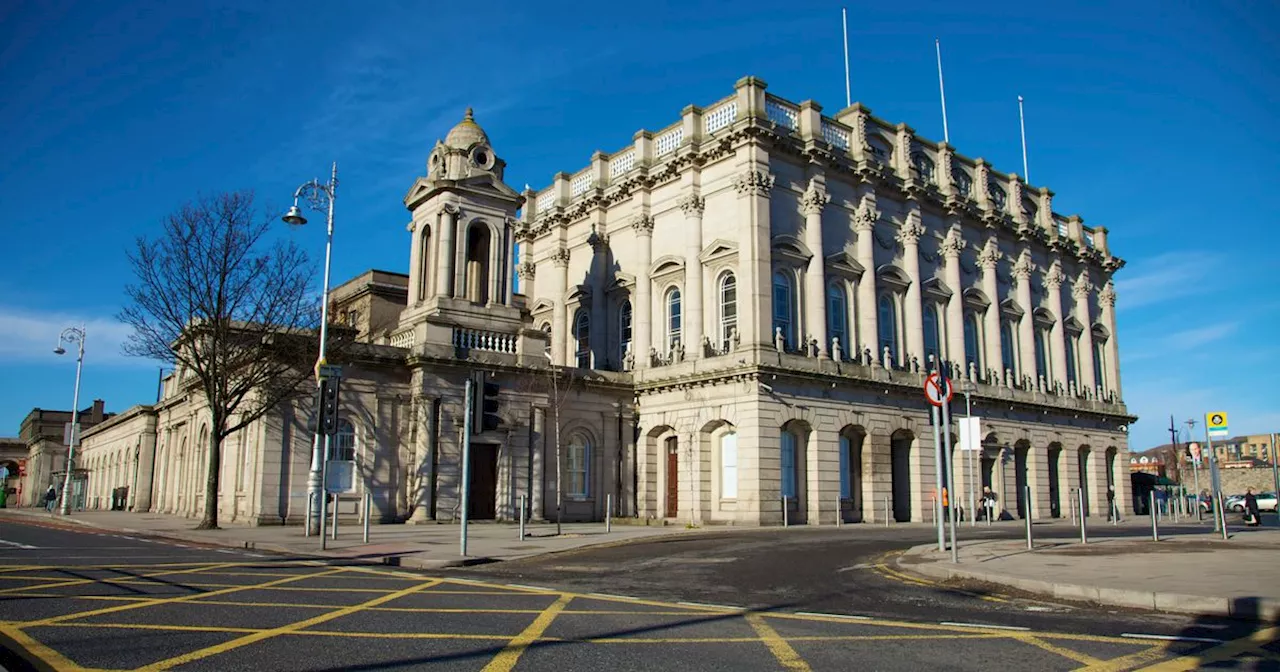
1,0,1277,451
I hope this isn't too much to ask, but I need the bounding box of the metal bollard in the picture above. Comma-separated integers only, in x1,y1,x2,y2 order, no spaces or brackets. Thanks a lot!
782,495,789,527
1216,489,1228,541
363,491,371,544
836,494,842,528
304,493,314,538
1079,489,1088,545
1025,485,1034,550
606,494,612,533
986,500,993,527
1149,491,1159,542
519,494,526,541
883,495,890,527
1069,488,1078,527
331,495,339,540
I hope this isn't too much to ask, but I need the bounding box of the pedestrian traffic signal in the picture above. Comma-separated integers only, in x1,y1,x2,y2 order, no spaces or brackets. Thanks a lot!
472,376,501,433
320,377,341,436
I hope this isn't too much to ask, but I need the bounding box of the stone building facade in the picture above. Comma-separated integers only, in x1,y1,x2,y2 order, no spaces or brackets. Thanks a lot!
76,77,1133,526
17,401,110,507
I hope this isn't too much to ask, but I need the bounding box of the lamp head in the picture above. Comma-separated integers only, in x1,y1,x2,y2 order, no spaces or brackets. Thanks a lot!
53,346,66,355
282,204,308,226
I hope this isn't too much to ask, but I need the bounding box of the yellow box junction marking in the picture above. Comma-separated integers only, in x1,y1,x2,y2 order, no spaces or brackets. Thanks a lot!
481,593,573,672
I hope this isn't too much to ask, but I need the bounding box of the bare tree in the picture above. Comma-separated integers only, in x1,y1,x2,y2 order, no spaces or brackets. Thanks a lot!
120,191,318,529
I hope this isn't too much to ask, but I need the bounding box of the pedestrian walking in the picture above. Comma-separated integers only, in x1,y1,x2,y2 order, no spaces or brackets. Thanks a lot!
43,484,58,513
1243,488,1261,527
980,486,998,521
1106,485,1116,521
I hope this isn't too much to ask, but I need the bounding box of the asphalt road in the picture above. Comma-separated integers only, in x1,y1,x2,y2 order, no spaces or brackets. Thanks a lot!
0,515,1275,671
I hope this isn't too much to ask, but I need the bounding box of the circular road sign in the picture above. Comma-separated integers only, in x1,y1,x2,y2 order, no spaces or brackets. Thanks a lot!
924,373,954,407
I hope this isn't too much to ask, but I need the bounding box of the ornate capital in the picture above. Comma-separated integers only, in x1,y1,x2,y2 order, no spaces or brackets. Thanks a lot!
549,246,570,268
678,194,705,217
800,179,829,216
895,213,926,246
441,202,460,216
587,229,609,251
978,238,1003,270
1011,249,1035,280
630,213,655,235
733,169,774,197
853,197,880,232
516,260,536,280
940,227,965,259
1072,271,1094,301
1044,262,1067,290
1098,281,1116,307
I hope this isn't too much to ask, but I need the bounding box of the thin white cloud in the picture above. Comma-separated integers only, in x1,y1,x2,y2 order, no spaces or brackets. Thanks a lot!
0,306,153,366
1115,250,1225,311
1123,321,1239,364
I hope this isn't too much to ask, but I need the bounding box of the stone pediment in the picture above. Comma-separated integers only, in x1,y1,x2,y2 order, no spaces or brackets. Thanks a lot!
698,239,739,263
566,284,592,303
529,298,554,315
650,255,685,277
922,276,953,299
824,251,864,278
608,273,636,293
771,234,813,263
403,174,523,209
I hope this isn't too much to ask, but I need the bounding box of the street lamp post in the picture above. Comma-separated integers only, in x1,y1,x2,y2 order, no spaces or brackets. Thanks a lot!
961,379,976,527
54,325,86,516
283,163,338,536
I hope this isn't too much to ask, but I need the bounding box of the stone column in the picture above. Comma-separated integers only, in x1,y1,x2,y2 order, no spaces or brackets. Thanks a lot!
434,204,457,299
549,246,570,366
588,229,610,368
897,205,926,369
679,193,706,359
1099,281,1121,400
733,165,775,348
531,406,546,522
407,393,433,524
632,215,654,368
940,227,966,377
978,238,1004,383
1044,262,1069,390
854,196,879,363
621,411,636,516
1073,271,1097,394
801,177,829,357
408,221,425,303
1012,249,1036,386
516,234,536,300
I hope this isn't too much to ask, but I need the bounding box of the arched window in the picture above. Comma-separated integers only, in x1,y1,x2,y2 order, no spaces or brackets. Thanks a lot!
923,304,941,367
1093,337,1107,390
772,271,794,349
331,419,356,462
1034,327,1050,382
877,294,897,362
780,429,798,499
963,311,983,374
1001,319,1018,377
573,309,590,368
464,223,491,304
418,228,431,301
720,430,738,499
666,287,682,349
567,434,591,498
719,273,737,350
827,283,848,358
618,300,633,364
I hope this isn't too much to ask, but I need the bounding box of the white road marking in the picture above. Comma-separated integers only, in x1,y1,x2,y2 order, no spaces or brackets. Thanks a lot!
0,539,38,549
1120,633,1224,644
837,563,873,572
587,592,638,600
677,601,744,610
505,583,555,592
795,611,872,620
940,621,1031,631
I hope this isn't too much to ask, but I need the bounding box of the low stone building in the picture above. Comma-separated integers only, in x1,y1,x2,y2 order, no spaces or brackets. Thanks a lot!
78,77,1134,526
18,401,111,507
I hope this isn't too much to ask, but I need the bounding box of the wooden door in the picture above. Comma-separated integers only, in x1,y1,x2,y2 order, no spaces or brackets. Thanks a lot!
468,443,498,520
665,438,679,518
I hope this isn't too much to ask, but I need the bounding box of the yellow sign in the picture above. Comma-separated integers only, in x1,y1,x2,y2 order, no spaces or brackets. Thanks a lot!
1207,412,1228,429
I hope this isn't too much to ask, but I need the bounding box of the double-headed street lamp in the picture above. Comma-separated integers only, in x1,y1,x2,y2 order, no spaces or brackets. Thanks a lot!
283,163,338,536
54,325,86,516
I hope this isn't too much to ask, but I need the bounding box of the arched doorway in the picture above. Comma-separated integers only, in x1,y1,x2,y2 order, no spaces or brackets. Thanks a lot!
1047,443,1063,518
663,435,679,518
1014,441,1030,519
1105,446,1118,518
839,426,865,523
1077,446,1091,517
890,429,913,523
780,421,810,524
464,223,491,304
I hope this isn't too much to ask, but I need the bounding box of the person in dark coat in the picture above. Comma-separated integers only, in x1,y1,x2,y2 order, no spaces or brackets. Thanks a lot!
1243,488,1261,527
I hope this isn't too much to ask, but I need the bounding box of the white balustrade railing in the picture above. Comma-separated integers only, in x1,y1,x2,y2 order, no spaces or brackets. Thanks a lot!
655,127,683,156
1057,220,1070,238
609,150,635,178
822,121,851,150
389,329,415,349
571,171,594,197
704,101,738,134
766,99,798,130
536,190,555,213
453,327,518,354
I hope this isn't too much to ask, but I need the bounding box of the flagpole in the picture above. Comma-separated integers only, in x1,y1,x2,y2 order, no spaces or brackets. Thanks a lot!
842,8,852,107
935,38,950,143
1018,95,1030,182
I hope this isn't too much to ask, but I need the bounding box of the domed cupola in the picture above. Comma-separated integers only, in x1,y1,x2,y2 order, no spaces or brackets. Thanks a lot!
427,108,503,181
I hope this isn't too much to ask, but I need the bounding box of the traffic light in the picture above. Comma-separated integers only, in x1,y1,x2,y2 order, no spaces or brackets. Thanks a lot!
472,375,501,433
320,377,341,436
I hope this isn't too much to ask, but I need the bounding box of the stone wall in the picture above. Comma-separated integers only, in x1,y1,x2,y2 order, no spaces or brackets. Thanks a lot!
1209,467,1280,495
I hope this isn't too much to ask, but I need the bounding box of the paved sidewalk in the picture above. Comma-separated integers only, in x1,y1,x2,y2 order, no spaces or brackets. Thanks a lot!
0,507,700,569
899,523,1280,621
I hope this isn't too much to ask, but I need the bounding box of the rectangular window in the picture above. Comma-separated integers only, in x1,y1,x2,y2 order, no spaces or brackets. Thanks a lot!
568,442,589,498
721,433,738,499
